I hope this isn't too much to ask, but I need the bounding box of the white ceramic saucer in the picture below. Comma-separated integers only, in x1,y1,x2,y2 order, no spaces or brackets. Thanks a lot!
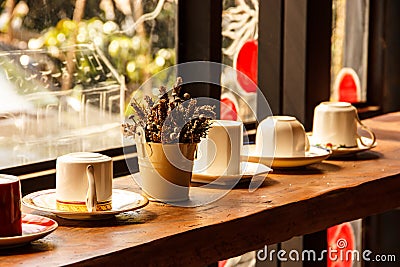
22,189,149,220
242,144,331,168
307,134,377,157
0,213,58,249
191,161,272,185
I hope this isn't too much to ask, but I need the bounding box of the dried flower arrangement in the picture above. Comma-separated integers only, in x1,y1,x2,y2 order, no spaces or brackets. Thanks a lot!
123,77,216,144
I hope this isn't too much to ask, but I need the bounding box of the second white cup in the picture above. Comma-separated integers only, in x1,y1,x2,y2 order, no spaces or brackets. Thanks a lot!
256,116,309,157
195,120,243,176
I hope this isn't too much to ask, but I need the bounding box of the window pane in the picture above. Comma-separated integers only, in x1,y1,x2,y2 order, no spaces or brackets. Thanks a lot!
0,0,176,168
221,0,258,122
331,0,370,103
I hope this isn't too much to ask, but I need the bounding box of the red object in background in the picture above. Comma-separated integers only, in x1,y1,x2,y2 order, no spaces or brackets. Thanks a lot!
220,96,238,121
236,40,258,93
218,260,227,267
338,73,358,103
327,222,355,267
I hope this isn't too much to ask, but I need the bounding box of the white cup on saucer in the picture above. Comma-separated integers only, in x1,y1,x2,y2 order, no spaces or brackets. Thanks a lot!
56,152,113,212
256,116,309,157
311,101,376,148
195,120,243,176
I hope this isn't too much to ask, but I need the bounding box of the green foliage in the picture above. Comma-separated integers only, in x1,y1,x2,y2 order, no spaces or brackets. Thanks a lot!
0,1,177,112
36,18,175,87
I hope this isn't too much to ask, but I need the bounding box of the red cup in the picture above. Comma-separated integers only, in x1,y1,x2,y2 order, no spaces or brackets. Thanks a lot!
0,175,22,237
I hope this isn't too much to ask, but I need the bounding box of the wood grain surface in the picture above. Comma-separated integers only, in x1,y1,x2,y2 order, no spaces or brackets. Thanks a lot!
1,112,400,267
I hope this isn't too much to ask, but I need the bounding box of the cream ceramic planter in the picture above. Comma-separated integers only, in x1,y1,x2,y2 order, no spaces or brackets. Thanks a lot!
137,142,197,202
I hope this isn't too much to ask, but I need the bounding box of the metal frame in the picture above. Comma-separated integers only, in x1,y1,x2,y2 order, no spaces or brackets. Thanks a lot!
366,0,385,111
258,0,284,117
177,0,222,103
258,0,332,131
367,0,400,115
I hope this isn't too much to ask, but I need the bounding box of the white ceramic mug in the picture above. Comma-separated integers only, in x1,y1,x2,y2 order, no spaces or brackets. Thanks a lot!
256,116,309,157
56,152,113,212
312,102,376,148
195,120,243,176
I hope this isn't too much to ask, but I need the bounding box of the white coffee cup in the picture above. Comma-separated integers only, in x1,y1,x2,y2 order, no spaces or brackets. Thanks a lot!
312,101,376,147
195,120,243,176
256,116,309,157
56,152,113,212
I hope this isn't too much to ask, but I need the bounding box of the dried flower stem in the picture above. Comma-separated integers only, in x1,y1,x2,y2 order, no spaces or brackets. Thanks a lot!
123,77,216,144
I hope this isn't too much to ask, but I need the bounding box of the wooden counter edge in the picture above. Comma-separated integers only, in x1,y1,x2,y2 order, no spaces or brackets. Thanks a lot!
72,173,400,267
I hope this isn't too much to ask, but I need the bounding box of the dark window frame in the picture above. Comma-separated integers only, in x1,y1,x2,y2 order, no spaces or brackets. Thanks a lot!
365,0,400,118
259,0,332,131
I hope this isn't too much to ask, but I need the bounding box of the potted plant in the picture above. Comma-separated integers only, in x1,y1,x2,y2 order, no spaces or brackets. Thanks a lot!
123,77,215,202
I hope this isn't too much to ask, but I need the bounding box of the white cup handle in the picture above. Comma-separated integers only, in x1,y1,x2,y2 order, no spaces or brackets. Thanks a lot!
135,126,147,157
86,165,97,212
356,116,376,148
305,134,310,152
